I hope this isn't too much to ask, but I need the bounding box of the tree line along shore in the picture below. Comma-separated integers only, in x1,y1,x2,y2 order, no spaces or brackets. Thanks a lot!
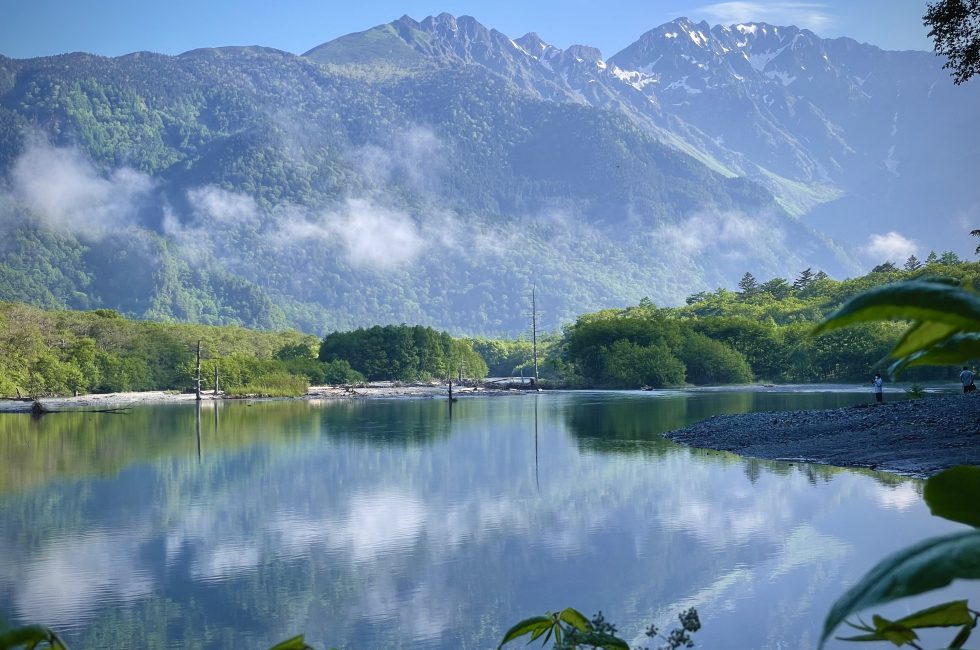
1,261,978,400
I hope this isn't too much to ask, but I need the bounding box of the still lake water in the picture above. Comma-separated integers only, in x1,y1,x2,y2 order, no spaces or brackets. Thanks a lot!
0,389,973,649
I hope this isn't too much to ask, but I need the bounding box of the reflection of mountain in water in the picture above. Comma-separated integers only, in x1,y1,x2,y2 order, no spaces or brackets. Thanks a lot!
0,394,931,649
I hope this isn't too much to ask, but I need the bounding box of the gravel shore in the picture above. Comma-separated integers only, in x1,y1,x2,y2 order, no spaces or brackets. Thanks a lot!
0,383,518,413
664,394,980,477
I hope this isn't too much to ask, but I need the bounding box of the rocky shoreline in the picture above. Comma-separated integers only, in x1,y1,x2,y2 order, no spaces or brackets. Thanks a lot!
664,394,980,477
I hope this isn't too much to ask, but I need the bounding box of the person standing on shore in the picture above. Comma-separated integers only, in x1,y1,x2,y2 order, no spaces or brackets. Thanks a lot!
872,371,883,403
960,366,976,393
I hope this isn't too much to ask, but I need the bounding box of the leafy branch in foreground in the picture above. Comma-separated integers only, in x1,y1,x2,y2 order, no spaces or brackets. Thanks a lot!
815,271,980,649
498,607,700,650
0,625,68,650
813,278,980,376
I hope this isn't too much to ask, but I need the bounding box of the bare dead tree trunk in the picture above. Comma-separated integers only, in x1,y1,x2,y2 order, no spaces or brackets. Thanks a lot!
195,340,202,401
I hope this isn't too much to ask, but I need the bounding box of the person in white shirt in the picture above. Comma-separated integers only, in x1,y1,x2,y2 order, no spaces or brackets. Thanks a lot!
872,371,883,403
960,366,976,393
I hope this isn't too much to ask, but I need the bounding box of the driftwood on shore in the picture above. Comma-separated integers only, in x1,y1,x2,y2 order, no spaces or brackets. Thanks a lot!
29,400,131,416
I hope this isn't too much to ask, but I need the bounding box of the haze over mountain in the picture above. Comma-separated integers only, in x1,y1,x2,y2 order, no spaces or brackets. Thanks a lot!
0,13,976,334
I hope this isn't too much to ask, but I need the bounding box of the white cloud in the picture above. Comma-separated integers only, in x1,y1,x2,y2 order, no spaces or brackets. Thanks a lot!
865,231,917,261
353,126,446,193
649,209,786,262
9,137,154,238
274,198,426,270
187,186,260,227
332,200,427,269
697,2,834,32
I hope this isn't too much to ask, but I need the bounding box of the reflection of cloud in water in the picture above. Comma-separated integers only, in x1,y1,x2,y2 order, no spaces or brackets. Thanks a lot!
873,482,920,511
329,490,427,562
14,532,153,625
630,523,849,648
768,524,849,580
655,457,801,549
358,574,455,643
192,542,260,583
0,404,936,648
268,488,541,565
632,566,752,646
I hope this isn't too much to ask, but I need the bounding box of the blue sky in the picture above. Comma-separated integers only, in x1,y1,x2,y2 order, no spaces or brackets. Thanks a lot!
0,0,934,60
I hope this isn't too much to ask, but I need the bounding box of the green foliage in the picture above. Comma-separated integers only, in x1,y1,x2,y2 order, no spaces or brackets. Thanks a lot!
0,624,69,649
678,332,753,384
469,337,534,376
498,608,593,648
813,280,980,338
924,466,980,527
552,263,978,387
0,301,315,397
223,371,308,397
498,608,700,650
815,278,980,377
319,324,486,382
267,635,316,650
601,340,685,388
904,383,926,398
817,265,980,649
822,467,980,648
837,601,975,646
319,359,364,385
925,0,980,84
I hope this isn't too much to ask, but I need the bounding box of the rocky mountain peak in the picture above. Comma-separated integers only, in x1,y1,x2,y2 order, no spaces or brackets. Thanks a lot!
514,32,552,58
565,45,603,63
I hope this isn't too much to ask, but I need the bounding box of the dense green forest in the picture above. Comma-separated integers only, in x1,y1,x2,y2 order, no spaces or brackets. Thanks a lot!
319,324,487,382
2,260,977,398
0,302,355,398
548,260,980,388
0,304,493,398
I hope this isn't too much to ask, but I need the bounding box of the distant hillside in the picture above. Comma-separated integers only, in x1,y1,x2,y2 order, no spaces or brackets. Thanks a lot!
0,14,975,334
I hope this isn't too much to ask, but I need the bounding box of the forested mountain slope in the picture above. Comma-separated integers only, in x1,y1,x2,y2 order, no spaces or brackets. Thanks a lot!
0,13,974,334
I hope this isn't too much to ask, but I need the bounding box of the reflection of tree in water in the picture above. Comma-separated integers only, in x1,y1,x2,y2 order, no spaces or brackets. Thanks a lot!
0,398,468,496
314,399,452,447
0,402,320,495
562,395,921,492
562,393,752,455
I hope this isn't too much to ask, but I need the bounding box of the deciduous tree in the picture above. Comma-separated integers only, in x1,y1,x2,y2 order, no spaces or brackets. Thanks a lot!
924,0,980,84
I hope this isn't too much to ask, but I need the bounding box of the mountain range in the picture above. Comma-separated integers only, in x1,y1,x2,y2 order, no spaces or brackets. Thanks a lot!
0,14,976,335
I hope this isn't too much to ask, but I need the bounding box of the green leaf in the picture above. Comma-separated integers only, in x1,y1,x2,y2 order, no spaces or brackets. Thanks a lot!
0,626,66,650
837,632,890,642
890,333,980,375
820,530,980,648
813,282,980,336
924,466,980,528
529,625,551,643
498,616,553,648
949,620,976,648
558,608,591,632
891,600,974,629
871,615,919,645
268,635,312,650
891,320,960,358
